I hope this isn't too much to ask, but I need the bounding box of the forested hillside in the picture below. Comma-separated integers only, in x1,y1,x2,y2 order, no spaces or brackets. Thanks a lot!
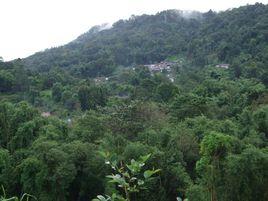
0,3,267,201
23,3,268,84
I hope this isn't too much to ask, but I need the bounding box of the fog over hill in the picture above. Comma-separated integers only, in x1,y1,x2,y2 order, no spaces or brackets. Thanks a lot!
22,3,268,85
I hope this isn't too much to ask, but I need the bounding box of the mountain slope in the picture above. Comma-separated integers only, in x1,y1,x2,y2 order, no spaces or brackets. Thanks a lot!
23,3,268,83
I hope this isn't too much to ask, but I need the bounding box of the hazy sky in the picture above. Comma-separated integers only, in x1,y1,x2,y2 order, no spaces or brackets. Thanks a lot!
1,0,268,61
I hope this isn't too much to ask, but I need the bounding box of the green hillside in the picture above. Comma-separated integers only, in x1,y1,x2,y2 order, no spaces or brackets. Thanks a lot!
0,3,267,201
23,3,268,84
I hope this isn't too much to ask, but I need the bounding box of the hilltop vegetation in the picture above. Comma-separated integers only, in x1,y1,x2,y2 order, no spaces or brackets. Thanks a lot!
0,3,268,201
23,3,268,84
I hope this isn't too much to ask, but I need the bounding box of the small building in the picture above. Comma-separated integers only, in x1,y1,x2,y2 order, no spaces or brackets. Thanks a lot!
216,64,229,69
94,77,109,84
41,112,51,117
169,78,175,82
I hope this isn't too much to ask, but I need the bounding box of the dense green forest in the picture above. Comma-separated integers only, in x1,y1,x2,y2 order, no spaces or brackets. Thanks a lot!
0,3,268,201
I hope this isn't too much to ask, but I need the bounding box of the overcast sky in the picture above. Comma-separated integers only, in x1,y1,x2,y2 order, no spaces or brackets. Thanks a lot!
1,0,267,61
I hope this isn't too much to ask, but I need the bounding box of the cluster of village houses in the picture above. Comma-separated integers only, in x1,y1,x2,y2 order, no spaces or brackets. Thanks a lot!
144,61,178,82
145,61,230,71
143,61,229,82
41,62,229,119
144,61,176,73
93,61,178,84
92,61,229,85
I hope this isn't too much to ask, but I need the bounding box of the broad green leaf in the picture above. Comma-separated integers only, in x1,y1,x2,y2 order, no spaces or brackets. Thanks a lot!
139,154,151,163
143,169,161,179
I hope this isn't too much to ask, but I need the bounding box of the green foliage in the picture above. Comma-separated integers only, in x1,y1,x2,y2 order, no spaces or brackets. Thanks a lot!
78,84,107,111
0,71,15,92
156,83,179,102
0,3,267,201
51,82,63,102
199,132,234,157
94,154,160,201
22,3,268,87
224,147,268,201
0,186,36,201
253,105,268,135
78,85,91,111
170,93,208,121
